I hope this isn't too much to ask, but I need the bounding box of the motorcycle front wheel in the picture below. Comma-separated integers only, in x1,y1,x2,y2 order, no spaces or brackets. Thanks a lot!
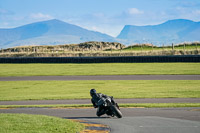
110,105,122,118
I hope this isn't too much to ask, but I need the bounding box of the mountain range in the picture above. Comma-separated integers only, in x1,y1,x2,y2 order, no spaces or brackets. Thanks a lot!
0,19,200,48
117,19,200,45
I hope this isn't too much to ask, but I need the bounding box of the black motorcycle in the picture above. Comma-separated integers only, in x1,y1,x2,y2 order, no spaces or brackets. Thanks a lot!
96,96,122,118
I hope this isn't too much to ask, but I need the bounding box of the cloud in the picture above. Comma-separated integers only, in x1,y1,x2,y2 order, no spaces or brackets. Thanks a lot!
29,13,53,20
0,8,14,21
171,5,200,21
0,8,14,15
93,13,105,18
127,8,144,15
177,1,200,8
63,8,146,36
0,8,15,28
193,10,200,15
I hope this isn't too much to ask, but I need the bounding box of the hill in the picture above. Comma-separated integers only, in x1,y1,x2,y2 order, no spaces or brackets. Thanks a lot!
117,19,200,45
1,19,200,48
0,19,116,48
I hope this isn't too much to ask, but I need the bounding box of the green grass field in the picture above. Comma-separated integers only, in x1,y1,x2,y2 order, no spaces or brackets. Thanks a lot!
0,63,200,76
0,80,199,101
0,113,84,133
122,44,200,51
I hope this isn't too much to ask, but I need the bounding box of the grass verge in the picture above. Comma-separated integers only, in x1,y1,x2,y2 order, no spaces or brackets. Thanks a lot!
0,103,200,108
0,80,199,101
0,113,85,133
0,63,200,76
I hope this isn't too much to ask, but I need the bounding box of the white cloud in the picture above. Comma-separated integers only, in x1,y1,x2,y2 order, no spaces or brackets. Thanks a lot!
193,10,200,15
0,8,14,15
81,24,122,37
93,13,105,18
29,13,53,20
172,6,200,21
127,8,144,15
91,26,98,31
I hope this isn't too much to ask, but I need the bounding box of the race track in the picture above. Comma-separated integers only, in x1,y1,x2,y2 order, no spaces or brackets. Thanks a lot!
0,107,200,133
1,74,200,132
0,98,200,105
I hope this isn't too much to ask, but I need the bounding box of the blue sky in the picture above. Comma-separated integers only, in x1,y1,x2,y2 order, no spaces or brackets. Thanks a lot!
0,0,200,37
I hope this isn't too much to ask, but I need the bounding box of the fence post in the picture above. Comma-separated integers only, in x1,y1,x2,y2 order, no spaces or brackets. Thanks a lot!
184,43,185,51
196,43,198,50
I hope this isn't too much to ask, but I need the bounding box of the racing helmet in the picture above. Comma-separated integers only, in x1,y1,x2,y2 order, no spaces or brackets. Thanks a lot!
90,89,96,96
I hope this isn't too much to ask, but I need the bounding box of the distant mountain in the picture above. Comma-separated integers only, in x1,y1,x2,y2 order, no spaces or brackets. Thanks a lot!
1,19,200,48
0,19,116,48
117,19,200,45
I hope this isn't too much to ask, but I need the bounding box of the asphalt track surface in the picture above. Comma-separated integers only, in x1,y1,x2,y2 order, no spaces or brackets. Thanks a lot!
0,98,200,105
0,107,200,133
0,75,200,81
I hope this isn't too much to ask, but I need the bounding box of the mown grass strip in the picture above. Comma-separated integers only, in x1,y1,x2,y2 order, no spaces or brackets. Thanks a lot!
0,80,199,101
0,63,200,76
1,103,200,108
0,113,85,133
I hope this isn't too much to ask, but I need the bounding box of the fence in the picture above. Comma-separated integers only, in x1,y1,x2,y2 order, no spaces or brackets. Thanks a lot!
0,55,199,63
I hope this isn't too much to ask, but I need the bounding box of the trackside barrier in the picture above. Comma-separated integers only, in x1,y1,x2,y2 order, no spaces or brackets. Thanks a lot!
0,55,199,63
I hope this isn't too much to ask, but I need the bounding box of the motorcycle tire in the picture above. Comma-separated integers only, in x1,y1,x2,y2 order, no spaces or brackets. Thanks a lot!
110,105,122,118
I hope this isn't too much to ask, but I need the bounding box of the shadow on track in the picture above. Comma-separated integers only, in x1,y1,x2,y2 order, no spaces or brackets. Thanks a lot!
63,116,111,119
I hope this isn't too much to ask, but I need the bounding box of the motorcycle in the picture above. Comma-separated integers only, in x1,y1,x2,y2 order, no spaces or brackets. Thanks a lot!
96,96,122,118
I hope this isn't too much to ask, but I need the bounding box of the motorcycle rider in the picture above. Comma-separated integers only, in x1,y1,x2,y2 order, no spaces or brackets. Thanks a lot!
90,88,115,117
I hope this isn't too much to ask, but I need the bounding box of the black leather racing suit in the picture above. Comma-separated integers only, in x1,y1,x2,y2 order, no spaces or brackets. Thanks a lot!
91,93,114,116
